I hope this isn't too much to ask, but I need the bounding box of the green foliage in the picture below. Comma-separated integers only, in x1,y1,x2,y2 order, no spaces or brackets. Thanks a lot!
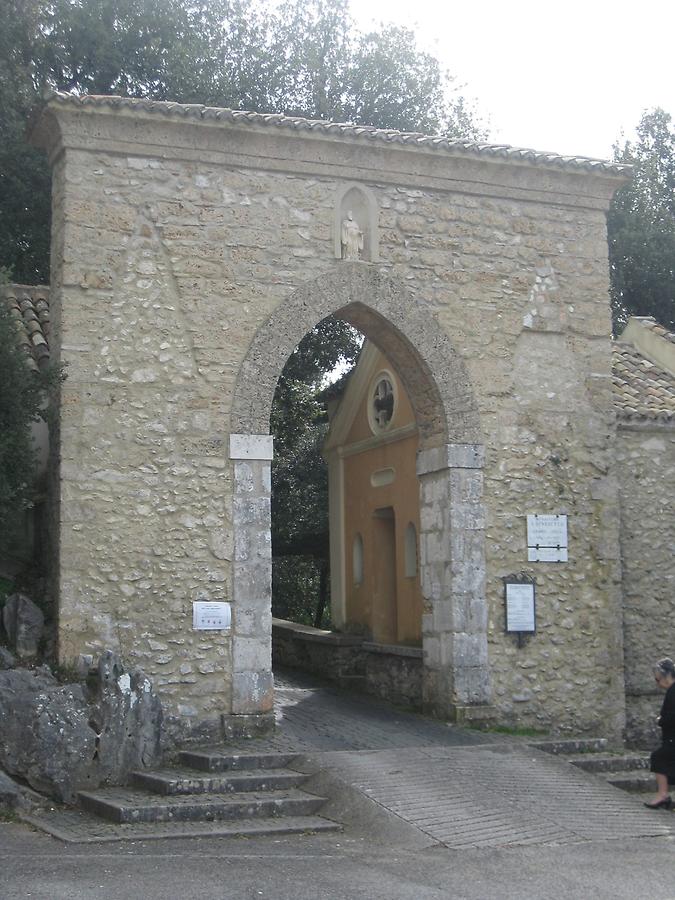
272,557,325,626
608,108,675,333
271,317,361,625
476,724,549,737
0,1,52,284
0,807,19,823
344,23,478,137
0,289,60,558
50,659,86,683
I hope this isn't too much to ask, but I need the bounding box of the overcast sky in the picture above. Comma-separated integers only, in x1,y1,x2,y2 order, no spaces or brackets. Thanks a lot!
352,0,675,160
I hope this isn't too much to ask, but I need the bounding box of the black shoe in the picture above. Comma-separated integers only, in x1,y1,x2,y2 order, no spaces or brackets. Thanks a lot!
644,797,672,809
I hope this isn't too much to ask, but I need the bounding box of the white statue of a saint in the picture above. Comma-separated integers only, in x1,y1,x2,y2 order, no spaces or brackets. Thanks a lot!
341,210,364,260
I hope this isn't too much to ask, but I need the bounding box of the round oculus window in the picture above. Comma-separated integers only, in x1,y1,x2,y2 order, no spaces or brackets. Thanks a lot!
369,372,396,433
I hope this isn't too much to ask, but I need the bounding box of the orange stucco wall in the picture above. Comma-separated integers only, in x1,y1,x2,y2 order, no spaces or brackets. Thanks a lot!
339,350,422,645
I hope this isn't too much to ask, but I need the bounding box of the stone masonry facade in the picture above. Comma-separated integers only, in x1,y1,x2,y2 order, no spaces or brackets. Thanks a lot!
618,425,675,744
613,321,675,745
32,92,630,739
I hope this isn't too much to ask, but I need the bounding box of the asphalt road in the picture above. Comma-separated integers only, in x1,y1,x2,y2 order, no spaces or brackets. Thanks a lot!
3,822,675,900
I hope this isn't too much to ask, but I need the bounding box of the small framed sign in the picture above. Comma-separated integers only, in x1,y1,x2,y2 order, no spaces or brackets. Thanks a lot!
192,601,231,631
504,575,536,646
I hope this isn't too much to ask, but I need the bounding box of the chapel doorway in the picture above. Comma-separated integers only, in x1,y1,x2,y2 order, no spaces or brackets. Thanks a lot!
371,507,398,644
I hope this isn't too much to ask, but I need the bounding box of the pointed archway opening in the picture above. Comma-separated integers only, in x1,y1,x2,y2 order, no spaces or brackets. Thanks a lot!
269,315,364,632
229,266,489,721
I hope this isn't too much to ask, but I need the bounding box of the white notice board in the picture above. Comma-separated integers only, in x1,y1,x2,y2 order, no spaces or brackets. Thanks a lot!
505,582,536,633
192,601,232,631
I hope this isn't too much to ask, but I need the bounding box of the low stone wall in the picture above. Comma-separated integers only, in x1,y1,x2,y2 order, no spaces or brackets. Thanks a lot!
362,642,423,709
272,619,365,689
272,619,423,709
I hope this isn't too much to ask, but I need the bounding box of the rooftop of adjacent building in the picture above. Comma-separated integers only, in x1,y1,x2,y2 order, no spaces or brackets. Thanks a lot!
613,317,675,422
1,283,51,372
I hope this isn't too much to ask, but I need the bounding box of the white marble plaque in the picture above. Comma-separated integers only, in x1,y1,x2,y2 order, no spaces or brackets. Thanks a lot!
505,583,536,632
528,546,569,563
193,601,231,631
527,514,568,562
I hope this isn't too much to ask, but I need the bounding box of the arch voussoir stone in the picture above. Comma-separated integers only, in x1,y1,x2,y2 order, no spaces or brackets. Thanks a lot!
231,263,480,448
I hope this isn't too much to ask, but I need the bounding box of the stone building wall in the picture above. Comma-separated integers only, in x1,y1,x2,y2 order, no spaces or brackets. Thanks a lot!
617,424,675,745
32,94,627,738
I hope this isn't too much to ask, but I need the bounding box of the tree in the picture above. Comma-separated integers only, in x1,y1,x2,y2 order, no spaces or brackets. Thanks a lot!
0,0,484,283
0,1,52,284
608,109,675,333
0,280,61,560
270,317,361,626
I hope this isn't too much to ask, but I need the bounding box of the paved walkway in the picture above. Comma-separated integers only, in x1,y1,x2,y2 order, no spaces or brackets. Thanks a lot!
22,669,675,849
246,670,674,849
256,670,494,752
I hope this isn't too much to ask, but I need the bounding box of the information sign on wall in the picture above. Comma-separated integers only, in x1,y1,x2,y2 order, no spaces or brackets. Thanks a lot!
192,601,232,631
527,514,568,562
505,582,536,633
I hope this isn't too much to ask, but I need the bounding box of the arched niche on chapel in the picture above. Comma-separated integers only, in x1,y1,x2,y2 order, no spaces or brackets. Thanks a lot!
334,182,379,262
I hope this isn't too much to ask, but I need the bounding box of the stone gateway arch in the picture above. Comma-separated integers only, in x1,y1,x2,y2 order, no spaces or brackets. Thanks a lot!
32,92,628,741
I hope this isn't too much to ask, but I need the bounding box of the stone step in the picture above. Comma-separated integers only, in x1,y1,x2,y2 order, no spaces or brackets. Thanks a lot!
529,739,654,795
568,754,649,774
528,738,609,755
77,787,326,824
179,750,300,772
22,808,342,843
131,766,307,796
606,772,655,793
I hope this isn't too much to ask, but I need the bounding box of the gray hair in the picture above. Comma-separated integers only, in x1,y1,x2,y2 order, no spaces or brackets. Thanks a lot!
654,658,675,678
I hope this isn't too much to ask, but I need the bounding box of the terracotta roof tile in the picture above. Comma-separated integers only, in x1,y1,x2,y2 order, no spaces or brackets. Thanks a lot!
612,342,675,422
1,284,51,371
625,315,675,345
43,92,630,178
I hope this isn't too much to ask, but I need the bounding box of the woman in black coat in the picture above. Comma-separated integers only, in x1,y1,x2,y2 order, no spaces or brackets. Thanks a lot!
645,657,675,809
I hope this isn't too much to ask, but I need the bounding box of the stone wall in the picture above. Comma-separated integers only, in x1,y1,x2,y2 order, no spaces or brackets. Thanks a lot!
617,424,675,745
32,95,627,737
272,620,423,709
362,643,423,709
272,619,366,688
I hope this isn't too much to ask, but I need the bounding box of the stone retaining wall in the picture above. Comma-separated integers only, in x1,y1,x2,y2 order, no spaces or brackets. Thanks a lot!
272,619,423,709
271,619,365,689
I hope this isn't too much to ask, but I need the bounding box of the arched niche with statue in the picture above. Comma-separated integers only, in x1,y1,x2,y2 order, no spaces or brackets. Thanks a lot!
334,182,379,262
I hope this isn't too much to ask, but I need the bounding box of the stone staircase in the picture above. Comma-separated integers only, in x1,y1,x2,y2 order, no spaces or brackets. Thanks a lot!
529,738,655,798
74,749,341,836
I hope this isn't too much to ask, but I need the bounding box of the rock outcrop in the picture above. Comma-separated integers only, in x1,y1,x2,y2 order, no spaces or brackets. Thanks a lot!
2,593,44,658
0,653,163,804
92,651,163,784
0,666,97,803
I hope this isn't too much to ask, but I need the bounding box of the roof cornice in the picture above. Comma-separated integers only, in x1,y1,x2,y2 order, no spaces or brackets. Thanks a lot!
38,91,631,180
